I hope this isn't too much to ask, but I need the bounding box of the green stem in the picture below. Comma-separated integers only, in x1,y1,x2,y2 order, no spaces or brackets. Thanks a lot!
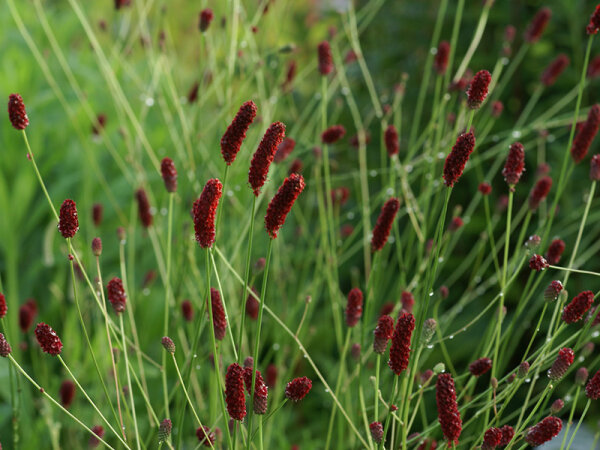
559,387,580,450
324,329,351,450
206,249,233,449
21,130,59,221
565,399,591,450
169,352,215,449
247,239,273,450
9,356,116,450
162,193,174,423
237,196,256,363
58,355,130,448
119,314,141,450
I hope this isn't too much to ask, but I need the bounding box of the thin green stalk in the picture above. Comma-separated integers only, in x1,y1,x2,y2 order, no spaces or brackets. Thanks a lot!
21,130,58,220
237,196,257,363
67,240,120,432
8,356,116,450
407,0,448,148
563,181,596,287
565,400,591,450
119,314,141,450
541,35,594,248
162,193,174,424
58,355,130,448
559,386,580,450
324,330,351,450
374,354,381,421
379,375,401,450
169,352,215,449
205,248,233,448
247,239,273,450
95,256,126,441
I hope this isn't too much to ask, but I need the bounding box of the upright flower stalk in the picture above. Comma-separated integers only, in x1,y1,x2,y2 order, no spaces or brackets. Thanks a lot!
248,175,304,449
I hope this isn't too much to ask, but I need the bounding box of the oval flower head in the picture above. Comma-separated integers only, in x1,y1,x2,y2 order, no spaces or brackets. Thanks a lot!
264,174,305,239
193,178,223,248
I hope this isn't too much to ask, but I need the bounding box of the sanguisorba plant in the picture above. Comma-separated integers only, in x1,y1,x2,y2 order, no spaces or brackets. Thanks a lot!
4,0,600,448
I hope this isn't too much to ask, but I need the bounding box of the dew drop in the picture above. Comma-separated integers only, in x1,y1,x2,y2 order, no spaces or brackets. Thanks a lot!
525,378,531,383
438,257,444,263
145,97,155,107
370,170,378,177
429,292,434,297
512,130,522,138
448,335,454,340
430,47,438,55
592,331,600,338
273,343,280,351
427,344,434,349
501,57,509,66
405,165,413,173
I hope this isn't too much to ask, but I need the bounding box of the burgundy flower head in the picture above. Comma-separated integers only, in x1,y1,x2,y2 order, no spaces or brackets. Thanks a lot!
249,122,286,196
92,203,103,227
491,101,504,118
499,425,515,446
469,357,492,377
58,199,79,238
590,154,600,180
576,367,589,386
225,363,247,420
35,322,63,355
571,105,600,163
243,367,269,414
370,422,384,444
209,288,227,341
482,427,502,450
544,280,563,302
388,312,415,376
529,254,549,271
160,157,178,193
502,142,525,186
181,300,194,321
158,419,172,443
246,287,259,320
161,336,176,354
550,398,564,414
541,54,569,86
60,380,76,408
264,174,305,239
345,288,363,327
586,369,600,399
587,5,600,35
384,124,399,156
285,376,312,402
274,137,296,163
318,41,333,75
443,132,476,187
478,182,492,195
589,56,600,79
548,347,574,380
373,315,394,354
448,216,463,232
466,70,492,109
266,363,277,388
19,300,37,332
401,291,415,314
525,417,562,446
371,198,400,251
196,426,216,447
0,332,12,357
187,81,199,103
436,373,462,445
545,239,565,265
524,8,552,43
434,41,450,75
193,178,223,248
529,176,552,210
107,277,127,314
288,158,303,175
115,0,131,10
562,290,594,324
199,9,214,32
135,188,153,228
8,94,29,130
321,125,346,144
221,101,257,165
89,425,105,448
0,293,6,319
